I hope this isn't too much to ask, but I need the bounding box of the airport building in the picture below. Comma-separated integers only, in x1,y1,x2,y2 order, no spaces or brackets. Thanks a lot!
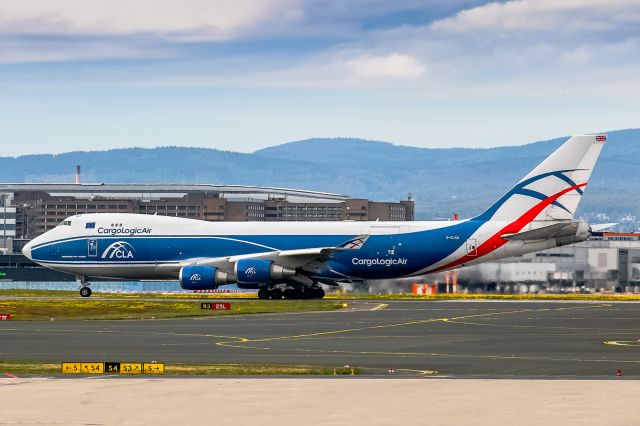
365,232,640,295
441,232,640,294
0,193,16,254
0,183,414,251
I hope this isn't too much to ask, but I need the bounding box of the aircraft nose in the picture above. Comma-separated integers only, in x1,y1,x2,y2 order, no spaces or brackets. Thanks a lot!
22,240,33,260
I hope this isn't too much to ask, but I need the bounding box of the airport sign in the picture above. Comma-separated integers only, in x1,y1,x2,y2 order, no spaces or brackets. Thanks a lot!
61,362,81,374
105,362,120,373
81,362,104,374
201,302,231,310
143,363,165,374
62,362,164,375
120,363,143,374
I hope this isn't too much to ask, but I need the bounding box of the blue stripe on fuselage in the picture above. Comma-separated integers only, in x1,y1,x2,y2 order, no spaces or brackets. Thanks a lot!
31,219,486,279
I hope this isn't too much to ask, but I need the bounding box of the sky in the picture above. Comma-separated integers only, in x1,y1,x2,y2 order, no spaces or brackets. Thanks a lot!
0,0,639,156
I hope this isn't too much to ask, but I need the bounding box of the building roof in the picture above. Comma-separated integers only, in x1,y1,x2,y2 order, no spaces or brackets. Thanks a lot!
0,183,352,203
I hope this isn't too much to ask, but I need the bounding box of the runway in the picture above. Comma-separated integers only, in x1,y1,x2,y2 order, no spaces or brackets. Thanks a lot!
1,300,639,377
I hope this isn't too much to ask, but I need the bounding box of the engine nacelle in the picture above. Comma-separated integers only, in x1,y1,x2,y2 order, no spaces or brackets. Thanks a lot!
556,221,591,247
179,265,233,290
235,259,296,284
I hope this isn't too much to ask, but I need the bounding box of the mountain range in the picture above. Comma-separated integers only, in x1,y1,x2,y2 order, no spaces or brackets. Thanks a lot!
1,129,638,228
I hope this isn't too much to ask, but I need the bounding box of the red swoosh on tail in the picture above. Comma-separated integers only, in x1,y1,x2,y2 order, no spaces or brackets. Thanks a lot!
430,183,587,273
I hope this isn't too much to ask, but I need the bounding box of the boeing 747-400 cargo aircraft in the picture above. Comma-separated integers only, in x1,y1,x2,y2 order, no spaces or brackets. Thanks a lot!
22,135,605,298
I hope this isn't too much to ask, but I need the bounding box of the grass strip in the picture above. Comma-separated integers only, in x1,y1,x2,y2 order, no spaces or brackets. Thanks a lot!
0,299,345,320
0,289,257,299
3,288,638,301
327,293,640,301
0,362,360,376
165,364,359,376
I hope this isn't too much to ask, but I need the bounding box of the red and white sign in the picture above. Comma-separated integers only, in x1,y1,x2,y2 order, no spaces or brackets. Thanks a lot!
595,135,606,142
214,303,230,310
0,313,11,320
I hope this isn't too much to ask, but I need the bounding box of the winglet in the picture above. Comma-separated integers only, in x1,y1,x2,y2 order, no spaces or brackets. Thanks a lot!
337,235,369,250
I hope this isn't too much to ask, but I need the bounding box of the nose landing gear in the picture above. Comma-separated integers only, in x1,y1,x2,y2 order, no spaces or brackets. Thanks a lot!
79,286,92,298
77,276,92,298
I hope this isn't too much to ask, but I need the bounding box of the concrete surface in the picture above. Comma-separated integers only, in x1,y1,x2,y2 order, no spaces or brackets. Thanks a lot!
1,378,639,426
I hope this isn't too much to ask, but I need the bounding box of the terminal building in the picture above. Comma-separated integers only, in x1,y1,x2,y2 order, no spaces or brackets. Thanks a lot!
0,183,414,253
386,232,640,295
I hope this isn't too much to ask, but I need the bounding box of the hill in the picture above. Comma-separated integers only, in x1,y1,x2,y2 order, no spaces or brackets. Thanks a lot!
0,129,638,228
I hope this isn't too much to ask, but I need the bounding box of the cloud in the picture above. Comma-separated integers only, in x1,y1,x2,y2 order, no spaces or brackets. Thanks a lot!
0,0,299,41
348,54,426,79
430,0,640,33
0,37,172,64
1,0,639,97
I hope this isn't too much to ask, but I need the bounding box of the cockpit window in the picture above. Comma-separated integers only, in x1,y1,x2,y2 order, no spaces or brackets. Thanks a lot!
59,220,72,226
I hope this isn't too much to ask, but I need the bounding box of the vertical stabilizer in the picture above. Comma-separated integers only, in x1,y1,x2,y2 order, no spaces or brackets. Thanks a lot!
477,134,606,222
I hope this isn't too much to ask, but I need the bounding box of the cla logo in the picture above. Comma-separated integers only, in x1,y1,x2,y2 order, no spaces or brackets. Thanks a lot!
244,267,257,276
190,274,201,281
101,241,135,259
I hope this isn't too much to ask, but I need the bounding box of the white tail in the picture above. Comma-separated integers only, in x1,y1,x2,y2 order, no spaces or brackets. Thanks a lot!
477,134,606,222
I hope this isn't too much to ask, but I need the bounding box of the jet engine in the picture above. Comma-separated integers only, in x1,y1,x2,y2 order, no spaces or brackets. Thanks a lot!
235,259,296,284
555,220,591,246
179,265,234,290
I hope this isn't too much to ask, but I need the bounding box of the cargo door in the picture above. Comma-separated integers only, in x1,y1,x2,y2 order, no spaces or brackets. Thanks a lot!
466,239,478,256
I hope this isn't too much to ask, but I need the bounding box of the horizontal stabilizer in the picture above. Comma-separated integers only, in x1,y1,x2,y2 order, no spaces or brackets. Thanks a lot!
501,221,584,241
590,223,618,232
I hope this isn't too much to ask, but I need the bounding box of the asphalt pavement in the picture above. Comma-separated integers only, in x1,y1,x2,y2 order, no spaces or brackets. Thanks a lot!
1,300,639,377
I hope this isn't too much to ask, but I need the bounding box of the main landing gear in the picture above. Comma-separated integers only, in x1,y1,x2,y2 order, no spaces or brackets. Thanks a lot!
257,286,325,300
78,276,92,298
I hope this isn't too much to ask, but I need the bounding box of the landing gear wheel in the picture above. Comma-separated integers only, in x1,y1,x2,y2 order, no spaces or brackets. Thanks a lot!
271,288,283,299
312,287,325,299
79,287,92,298
283,288,298,299
257,288,270,299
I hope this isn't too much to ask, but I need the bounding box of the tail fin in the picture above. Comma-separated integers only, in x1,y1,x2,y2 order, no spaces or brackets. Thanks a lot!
477,134,606,222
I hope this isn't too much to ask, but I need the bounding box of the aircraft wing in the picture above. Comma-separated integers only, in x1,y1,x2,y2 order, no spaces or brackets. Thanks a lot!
179,235,369,270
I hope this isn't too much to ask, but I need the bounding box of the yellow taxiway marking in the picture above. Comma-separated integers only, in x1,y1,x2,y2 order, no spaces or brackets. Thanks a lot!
371,303,389,311
216,305,606,347
604,340,640,347
214,304,640,365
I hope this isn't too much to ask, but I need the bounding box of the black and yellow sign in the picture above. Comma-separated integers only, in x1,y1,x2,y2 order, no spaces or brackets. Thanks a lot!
61,362,82,374
81,362,104,374
121,363,143,375
143,363,165,374
105,362,120,373
62,361,164,375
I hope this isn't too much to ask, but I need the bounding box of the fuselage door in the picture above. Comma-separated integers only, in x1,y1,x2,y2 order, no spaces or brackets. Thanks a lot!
88,239,98,257
466,239,478,256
